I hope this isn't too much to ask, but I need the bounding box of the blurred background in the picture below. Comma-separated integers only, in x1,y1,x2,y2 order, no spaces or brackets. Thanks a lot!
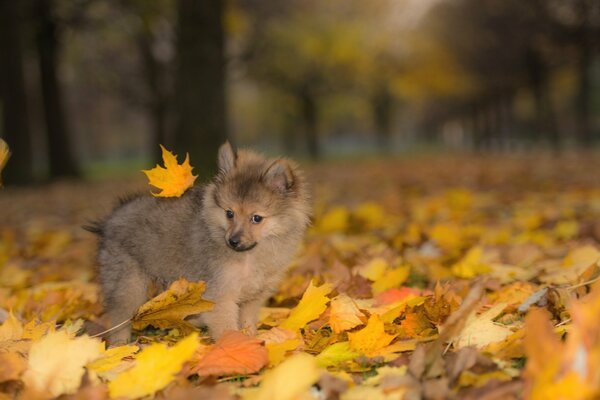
0,0,598,184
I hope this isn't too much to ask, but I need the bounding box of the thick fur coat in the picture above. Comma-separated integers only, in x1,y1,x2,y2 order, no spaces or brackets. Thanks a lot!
92,143,310,343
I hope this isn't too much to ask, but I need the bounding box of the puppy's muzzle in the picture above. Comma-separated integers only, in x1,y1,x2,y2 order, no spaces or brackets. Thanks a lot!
227,235,257,252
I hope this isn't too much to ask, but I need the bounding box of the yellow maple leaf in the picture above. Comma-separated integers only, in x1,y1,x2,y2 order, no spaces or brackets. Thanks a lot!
87,344,139,374
132,278,214,334
22,331,102,397
348,314,395,356
315,341,360,367
280,281,333,331
266,338,302,367
246,353,320,400
142,145,197,197
22,320,55,340
0,139,9,186
329,294,364,333
108,333,199,399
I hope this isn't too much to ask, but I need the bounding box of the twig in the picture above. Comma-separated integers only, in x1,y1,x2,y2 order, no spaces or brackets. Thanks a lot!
91,318,131,338
555,318,571,328
565,275,600,291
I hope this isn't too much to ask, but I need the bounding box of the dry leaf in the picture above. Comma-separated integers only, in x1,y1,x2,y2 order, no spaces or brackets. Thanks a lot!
192,331,268,376
329,294,364,333
280,281,332,331
348,314,396,356
22,331,102,397
132,278,214,334
0,352,26,382
0,312,23,341
315,341,360,367
108,333,199,399
246,353,320,400
87,344,139,374
454,303,512,349
142,145,197,197
266,338,302,367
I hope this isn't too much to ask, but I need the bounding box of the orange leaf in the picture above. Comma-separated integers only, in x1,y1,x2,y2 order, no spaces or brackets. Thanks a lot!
192,331,268,376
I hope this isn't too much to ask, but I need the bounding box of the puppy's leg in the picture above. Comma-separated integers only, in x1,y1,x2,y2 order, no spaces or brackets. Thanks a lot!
239,296,269,335
100,253,150,345
200,300,239,339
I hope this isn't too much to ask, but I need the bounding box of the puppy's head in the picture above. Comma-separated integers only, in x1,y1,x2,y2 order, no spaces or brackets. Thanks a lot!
202,142,310,251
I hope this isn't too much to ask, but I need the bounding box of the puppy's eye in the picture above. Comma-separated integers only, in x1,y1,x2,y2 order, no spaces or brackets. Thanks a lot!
226,210,234,219
251,214,263,224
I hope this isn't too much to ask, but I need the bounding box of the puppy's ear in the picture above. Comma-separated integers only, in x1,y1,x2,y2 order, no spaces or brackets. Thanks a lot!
217,141,236,174
263,159,294,193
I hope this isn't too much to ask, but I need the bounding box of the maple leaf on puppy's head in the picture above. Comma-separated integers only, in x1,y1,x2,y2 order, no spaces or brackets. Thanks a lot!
142,145,197,197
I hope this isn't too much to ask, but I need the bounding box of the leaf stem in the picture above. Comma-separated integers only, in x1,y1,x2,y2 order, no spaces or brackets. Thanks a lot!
91,318,131,338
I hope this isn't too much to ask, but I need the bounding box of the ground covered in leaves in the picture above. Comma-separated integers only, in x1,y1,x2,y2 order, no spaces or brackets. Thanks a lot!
2,153,600,399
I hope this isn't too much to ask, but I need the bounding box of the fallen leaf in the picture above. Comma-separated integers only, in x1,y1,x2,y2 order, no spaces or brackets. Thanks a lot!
315,206,349,233
451,247,491,279
348,315,396,356
315,341,360,367
280,281,332,331
329,294,364,333
142,145,197,197
108,333,199,399
0,312,23,341
0,352,26,382
266,338,301,367
455,303,512,349
192,331,268,376
22,331,102,397
247,353,320,400
87,344,139,374
132,278,214,334
372,265,411,295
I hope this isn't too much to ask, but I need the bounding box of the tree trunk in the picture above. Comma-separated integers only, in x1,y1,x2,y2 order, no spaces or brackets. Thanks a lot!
299,88,319,160
173,0,227,179
371,84,393,152
526,48,559,149
35,0,80,179
137,30,170,163
576,15,592,146
0,0,34,184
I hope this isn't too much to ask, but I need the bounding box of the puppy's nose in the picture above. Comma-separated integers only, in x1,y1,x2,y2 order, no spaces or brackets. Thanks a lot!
228,235,241,248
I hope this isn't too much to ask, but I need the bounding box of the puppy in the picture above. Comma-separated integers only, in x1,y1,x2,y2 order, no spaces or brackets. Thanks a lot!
89,143,310,343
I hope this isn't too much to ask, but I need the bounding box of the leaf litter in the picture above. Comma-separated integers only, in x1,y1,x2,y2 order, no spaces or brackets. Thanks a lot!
2,153,600,398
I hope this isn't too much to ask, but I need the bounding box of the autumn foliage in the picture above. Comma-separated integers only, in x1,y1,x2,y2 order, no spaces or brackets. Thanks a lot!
2,153,600,399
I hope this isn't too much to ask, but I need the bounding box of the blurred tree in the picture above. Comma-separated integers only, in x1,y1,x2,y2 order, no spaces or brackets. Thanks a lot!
0,0,34,184
34,0,80,178
119,0,175,163
244,2,366,159
173,0,226,177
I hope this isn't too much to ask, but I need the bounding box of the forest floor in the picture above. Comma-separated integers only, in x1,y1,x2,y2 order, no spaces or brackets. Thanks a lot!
1,152,600,399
